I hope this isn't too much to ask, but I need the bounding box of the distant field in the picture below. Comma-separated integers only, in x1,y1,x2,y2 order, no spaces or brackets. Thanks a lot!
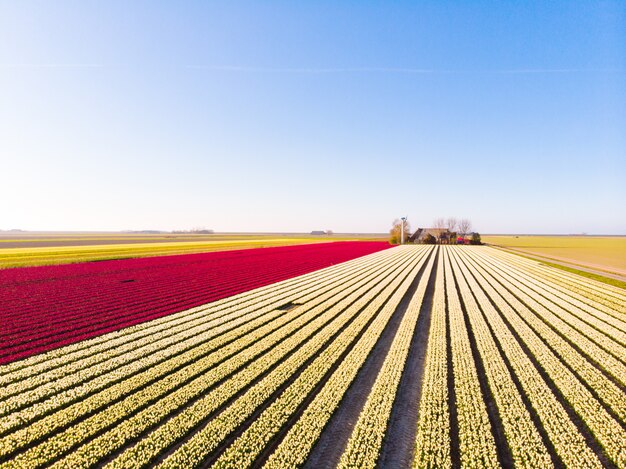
0,232,386,268
482,235,626,277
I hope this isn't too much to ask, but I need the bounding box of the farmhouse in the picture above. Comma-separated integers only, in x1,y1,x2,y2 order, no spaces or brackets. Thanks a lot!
409,228,452,244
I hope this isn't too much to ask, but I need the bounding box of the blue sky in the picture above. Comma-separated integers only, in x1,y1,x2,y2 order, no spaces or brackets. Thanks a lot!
1,1,624,234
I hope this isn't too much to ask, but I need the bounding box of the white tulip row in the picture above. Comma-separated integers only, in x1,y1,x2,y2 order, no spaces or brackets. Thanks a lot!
468,250,626,387
494,253,626,316
479,252,626,340
489,247,626,329
413,252,451,468
0,248,395,414
441,248,500,467
486,247,626,307
2,249,415,468
336,250,435,469
1,247,395,389
211,247,432,469
445,247,554,467
460,248,626,422
121,247,428,469
475,251,626,363
454,249,626,467
485,248,626,319
448,248,600,468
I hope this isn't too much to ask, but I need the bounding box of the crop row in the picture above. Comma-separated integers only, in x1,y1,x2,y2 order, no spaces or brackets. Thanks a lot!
459,248,626,421
2,244,623,468
485,248,626,314
477,251,626,339
105,246,430,469
211,248,433,469
448,248,602,467
453,248,626,467
412,252,450,468
471,250,626,376
487,247,626,302
442,249,501,467
1,249,397,425
336,246,435,468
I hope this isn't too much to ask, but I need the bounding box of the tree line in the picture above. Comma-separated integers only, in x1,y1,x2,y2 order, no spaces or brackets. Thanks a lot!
390,217,481,245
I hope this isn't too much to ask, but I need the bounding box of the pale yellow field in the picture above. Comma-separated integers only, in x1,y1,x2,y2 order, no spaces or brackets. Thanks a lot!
0,233,385,269
482,235,626,276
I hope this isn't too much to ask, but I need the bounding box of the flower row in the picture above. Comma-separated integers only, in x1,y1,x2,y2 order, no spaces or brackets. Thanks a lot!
442,248,501,468
457,248,626,467
1,241,392,363
448,248,598,467
412,253,450,468
2,247,393,383
337,251,436,469
470,249,626,387
234,247,432,469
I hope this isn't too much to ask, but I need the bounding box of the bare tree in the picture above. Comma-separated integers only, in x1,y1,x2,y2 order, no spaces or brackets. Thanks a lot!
433,218,446,230
389,218,411,244
325,230,334,236
458,218,472,239
446,217,458,232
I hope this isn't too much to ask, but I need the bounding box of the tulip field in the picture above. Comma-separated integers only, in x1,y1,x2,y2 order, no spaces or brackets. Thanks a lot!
0,241,390,364
1,245,625,468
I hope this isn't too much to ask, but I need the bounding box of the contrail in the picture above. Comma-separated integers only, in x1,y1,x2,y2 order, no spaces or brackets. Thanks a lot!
185,65,623,74
185,65,436,73
2,63,620,74
0,63,104,69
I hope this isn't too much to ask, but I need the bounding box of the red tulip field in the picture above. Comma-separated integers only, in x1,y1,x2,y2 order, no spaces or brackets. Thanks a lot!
0,241,390,365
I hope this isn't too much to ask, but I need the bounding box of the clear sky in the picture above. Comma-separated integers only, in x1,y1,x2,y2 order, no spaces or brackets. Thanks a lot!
1,1,624,234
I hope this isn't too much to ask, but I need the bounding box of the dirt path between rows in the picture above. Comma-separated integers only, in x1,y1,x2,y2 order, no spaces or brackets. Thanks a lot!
377,248,438,467
303,249,435,469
